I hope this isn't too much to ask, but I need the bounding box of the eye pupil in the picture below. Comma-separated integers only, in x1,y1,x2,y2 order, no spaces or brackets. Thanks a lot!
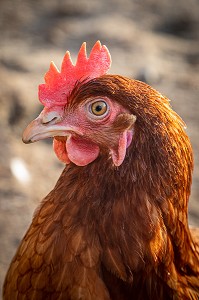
96,105,102,112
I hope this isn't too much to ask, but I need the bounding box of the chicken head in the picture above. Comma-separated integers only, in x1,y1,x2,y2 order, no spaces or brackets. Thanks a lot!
22,42,136,166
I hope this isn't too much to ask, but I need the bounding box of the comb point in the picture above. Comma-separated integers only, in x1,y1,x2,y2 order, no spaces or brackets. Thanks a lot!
76,42,88,66
61,51,74,73
94,40,102,49
50,61,59,73
44,61,59,85
89,41,102,58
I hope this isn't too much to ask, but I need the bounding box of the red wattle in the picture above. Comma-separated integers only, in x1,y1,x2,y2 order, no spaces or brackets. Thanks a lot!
66,136,100,166
53,139,70,164
53,136,100,166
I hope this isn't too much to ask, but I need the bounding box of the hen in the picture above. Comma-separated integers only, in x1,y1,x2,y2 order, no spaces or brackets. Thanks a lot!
3,41,199,300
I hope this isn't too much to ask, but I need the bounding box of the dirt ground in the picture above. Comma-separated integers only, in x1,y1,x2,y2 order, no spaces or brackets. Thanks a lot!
0,0,199,296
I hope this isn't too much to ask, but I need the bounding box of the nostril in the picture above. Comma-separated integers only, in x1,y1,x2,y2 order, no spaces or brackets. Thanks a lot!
41,112,61,125
43,116,58,124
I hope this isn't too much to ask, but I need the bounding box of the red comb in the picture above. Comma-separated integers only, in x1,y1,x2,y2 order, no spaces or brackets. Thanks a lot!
38,41,111,107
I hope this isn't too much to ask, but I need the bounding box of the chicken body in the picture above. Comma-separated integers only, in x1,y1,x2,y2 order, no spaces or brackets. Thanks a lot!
3,76,199,299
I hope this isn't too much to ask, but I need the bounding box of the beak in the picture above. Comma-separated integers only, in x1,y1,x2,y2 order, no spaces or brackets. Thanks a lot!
22,110,77,144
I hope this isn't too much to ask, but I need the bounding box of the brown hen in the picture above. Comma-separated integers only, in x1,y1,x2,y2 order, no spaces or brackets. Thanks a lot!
3,41,199,300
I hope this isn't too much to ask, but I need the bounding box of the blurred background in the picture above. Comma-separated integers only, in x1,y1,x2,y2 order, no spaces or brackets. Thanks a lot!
0,0,199,296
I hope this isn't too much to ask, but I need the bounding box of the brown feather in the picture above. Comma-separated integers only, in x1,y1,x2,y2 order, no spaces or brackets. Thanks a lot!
3,75,199,299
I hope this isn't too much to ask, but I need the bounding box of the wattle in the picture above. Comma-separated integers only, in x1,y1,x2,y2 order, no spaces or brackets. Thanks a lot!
53,136,100,166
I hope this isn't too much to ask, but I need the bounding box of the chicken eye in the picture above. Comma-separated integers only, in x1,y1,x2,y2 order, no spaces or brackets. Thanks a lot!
90,101,108,116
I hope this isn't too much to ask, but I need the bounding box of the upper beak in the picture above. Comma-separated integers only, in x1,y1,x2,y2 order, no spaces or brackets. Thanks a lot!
22,110,75,144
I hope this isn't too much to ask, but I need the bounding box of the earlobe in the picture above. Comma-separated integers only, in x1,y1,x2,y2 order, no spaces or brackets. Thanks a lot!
110,130,133,166
106,113,136,166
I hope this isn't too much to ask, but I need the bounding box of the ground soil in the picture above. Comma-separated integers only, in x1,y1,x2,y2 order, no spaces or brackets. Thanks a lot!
0,0,199,297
